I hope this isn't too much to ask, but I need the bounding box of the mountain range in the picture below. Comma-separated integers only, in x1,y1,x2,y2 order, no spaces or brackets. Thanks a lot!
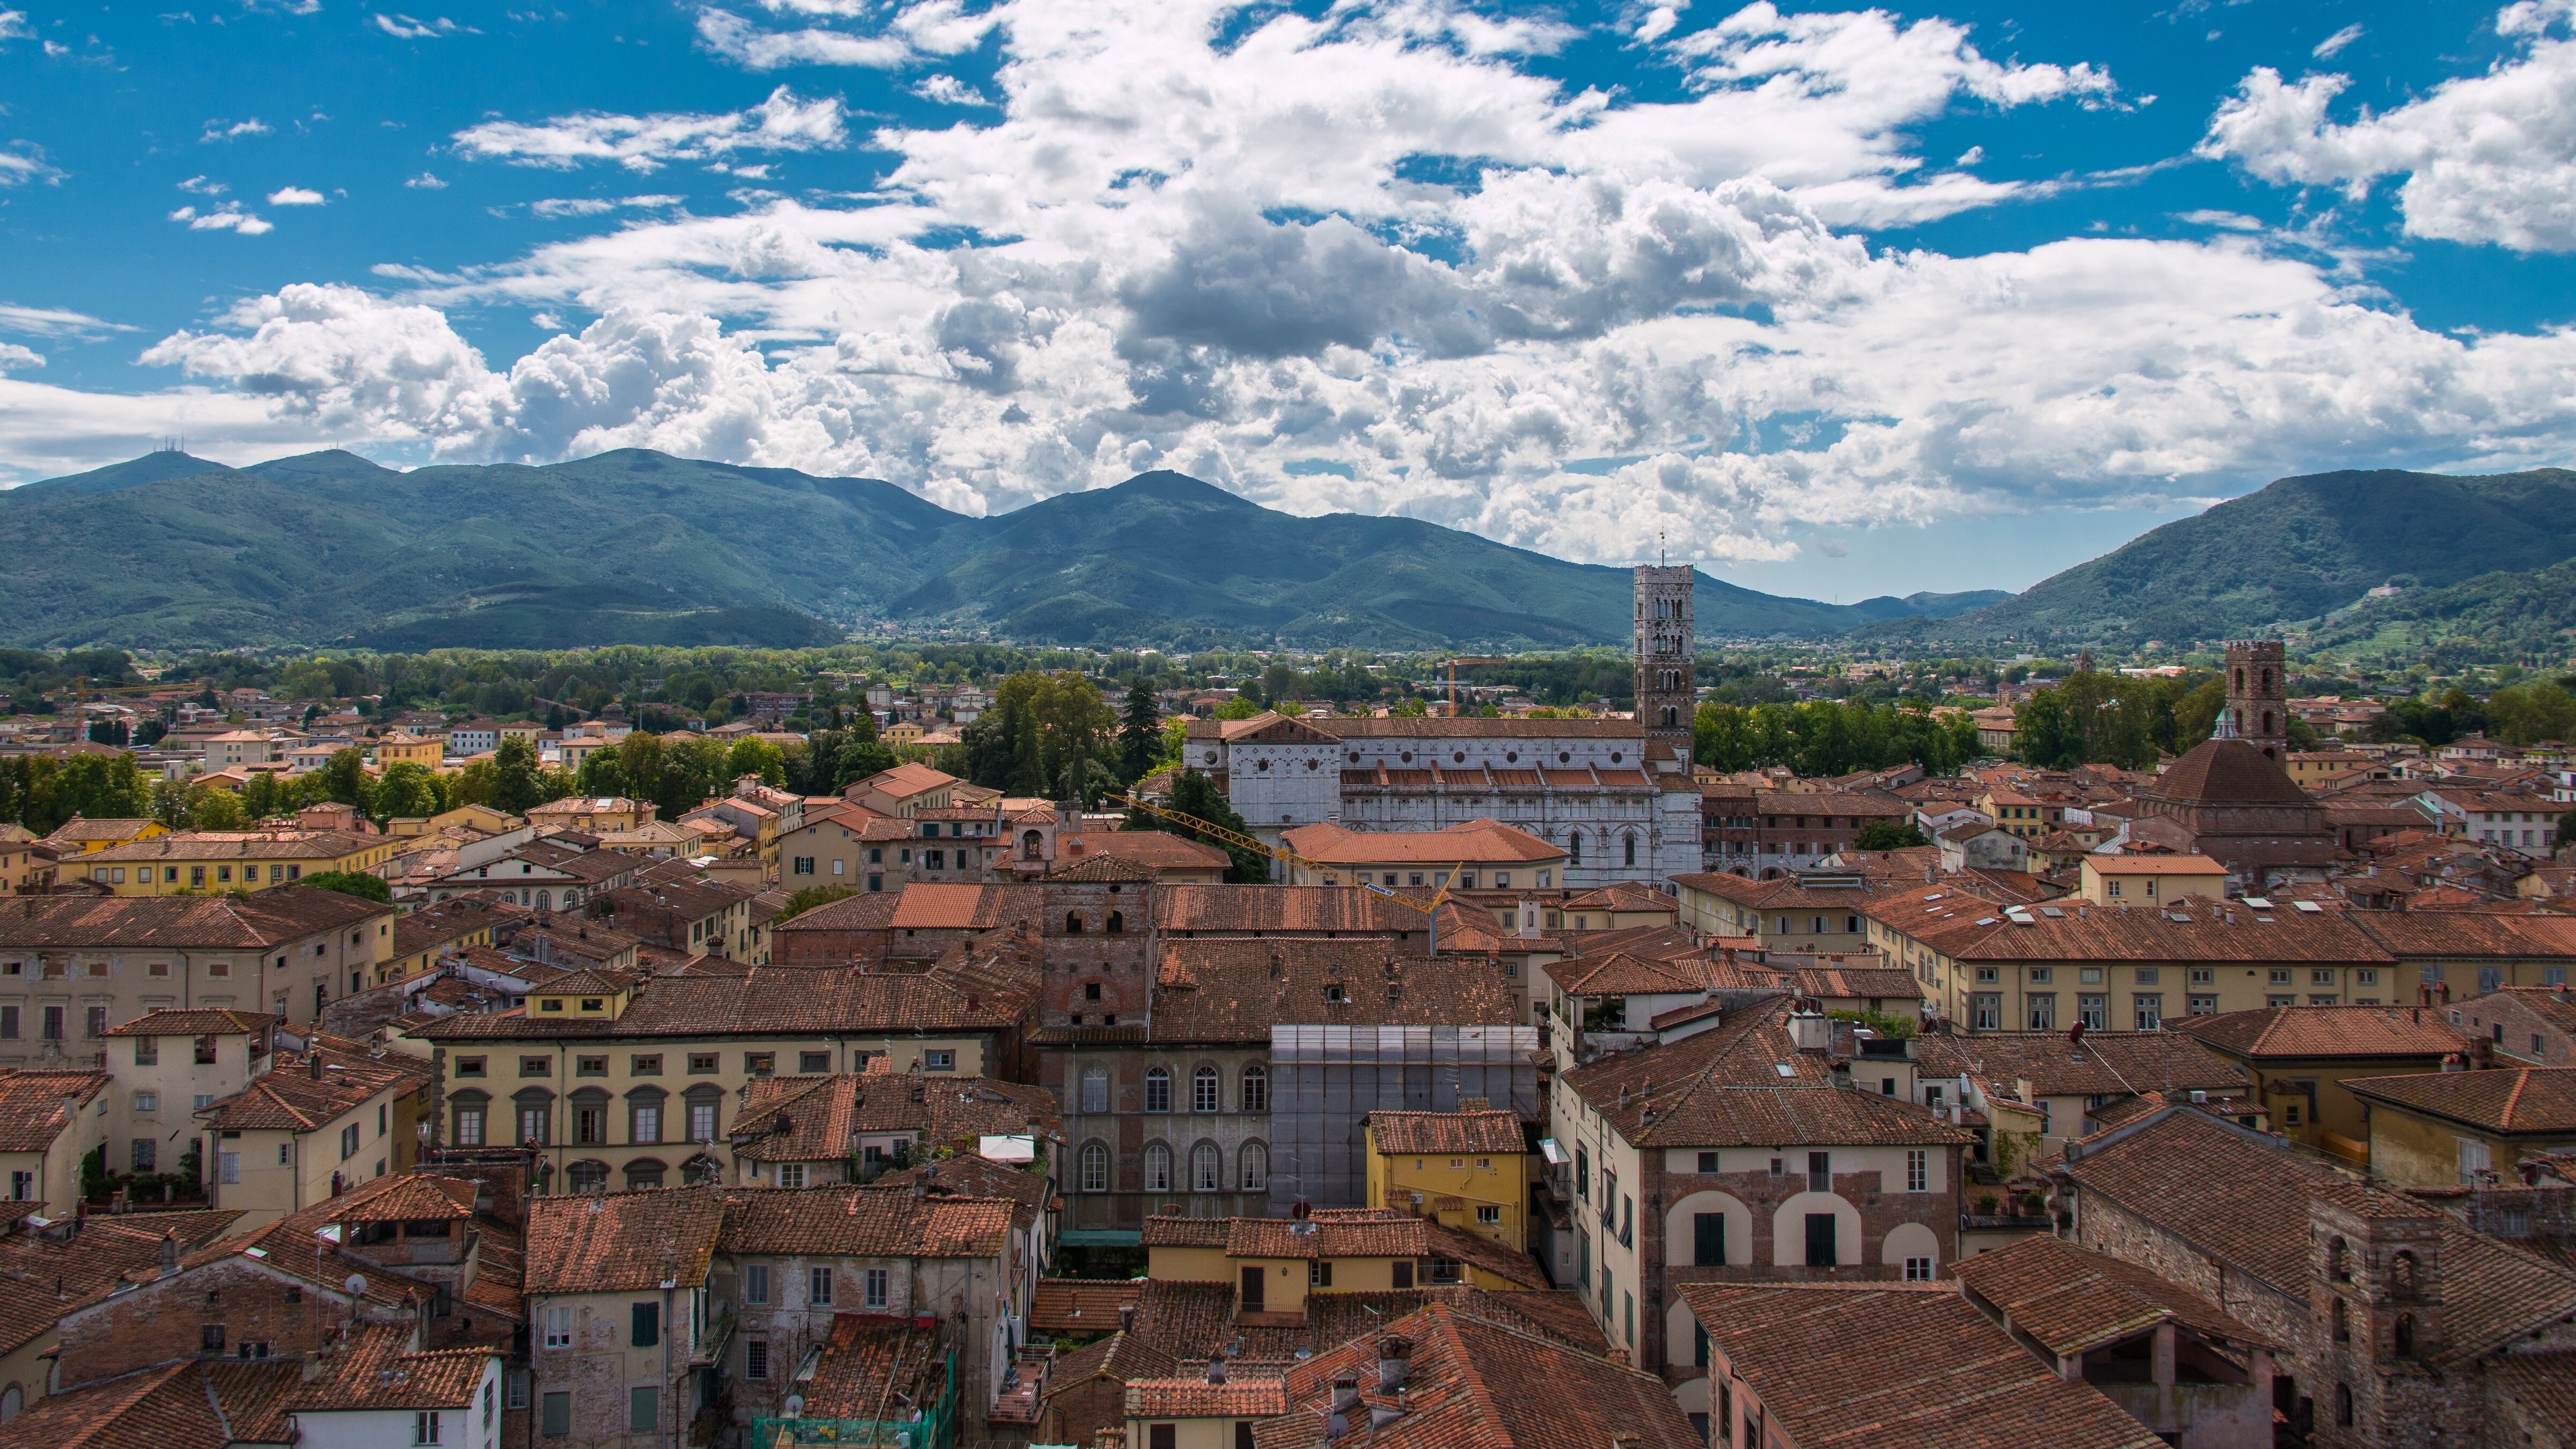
0,450,2002,650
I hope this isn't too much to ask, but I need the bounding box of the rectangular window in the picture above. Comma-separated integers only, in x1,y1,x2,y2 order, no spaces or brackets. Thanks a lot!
0,1006,14,1040
794,857,814,875
576,1055,608,1077
133,1138,156,1172
800,1051,830,1073
1803,1212,1837,1268
1906,1148,1928,1193
924,1049,954,1072
745,1053,774,1077
632,1104,660,1144
631,1302,659,1348
2189,994,2219,1016
2077,995,2107,1030
455,1056,486,1078
1905,1256,1935,1282
415,1411,442,1445
41,1006,63,1041
688,1053,718,1074
508,1371,530,1411
519,1056,550,1078
744,1264,770,1304
746,1338,770,1380
1807,1151,1831,1194
1475,1204,1501,1225
628,1387,657,1435
2133,994,2162,1031
865,1268,889,1308
1694,1212,1726,1267
2026,994,2056,1031
631,1055,661,1075
1697,1151,1721,1173
544,1307,573,1349
341,1122,361,1160
540,1392,571,1437
1972,994,2001,1031
808,1267,833,1307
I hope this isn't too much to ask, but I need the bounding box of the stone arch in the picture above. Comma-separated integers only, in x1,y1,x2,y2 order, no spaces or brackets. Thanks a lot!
1064,911,1085,934
1882,1221,1941,1272
1106,911,1125,934
1021,830,1043,860
1769,1190,1862,1267
623,1158,667,1190
1666,1188,1752,1269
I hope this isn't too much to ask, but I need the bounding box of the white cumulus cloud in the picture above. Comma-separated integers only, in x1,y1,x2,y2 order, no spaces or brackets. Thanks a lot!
0,0,2563,562
0,343,43,370
910,73,991,106
2202,0,2576,251
374,13,477,39
169,202,274,235
2312,23,2365,59
267,185,326,206
696,8,912,69
449,85,846,172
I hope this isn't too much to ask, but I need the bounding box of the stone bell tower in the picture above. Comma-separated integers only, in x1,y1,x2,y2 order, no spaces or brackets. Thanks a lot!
2224,641,2288,760
1634,560,1695,769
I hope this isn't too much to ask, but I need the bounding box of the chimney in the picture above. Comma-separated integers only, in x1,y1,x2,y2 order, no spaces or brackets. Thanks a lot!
1118,1304,1136,1334
301,1351,327,1384
160,1228,179,1274
1788,999,1831,1055
1376,1335,1411,1392
1331,1378,1361,1415
309,1054,323,1080
2470,1035,2496,1070
1205,1356,1227,1385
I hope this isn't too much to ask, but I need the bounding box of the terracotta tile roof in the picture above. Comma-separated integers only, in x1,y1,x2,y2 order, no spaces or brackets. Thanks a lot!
390,897,517,960
2487,1351,2576,1428
0,1069,109,1150
1031,1278,1145,1334
0,888,386,951
1145,939,1516,1042
2174,1005,2469,1060
284,1324,495,1411
45,817,161,843
1913,1031,2243,1102
1045,854,1162,883
730,1073,1055,1159
1152,885,1419,936
0,1209,243,1357
2342,1066,2576,1134
1139,1216,1231,1248
1951,1233,2275,1355
100,1007,282,1038
83,830,379,863
525,1185,727,1294
0,1360,229,1449
1677,1283,2167,1449
1044,1330,1180,1446
196,1050,427,1132
1365,1109,1524,1157
2147,738,2314,807
2060,1109,2429,1291
1124,1379,1289,1418
203,1358,301,1443
1562,998,1971,1150
888,883,1043,931
716,1185,1014,1258
407,960,1032,1041
1788,966,1922,1001
327,1174,476,1223
1280,819,1566,865
2348,911,2576,961
1671,872,1894,912
1558,882,1678,914
1875,895,2402,967
1213,1213,1548,1288
1276,1302,1700,1449
1542,949,1716,997
800,1316,948,1419
2419,1224,2576,1364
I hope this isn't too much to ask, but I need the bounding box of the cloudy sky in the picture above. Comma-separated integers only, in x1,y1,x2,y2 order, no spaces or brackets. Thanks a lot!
2,0,2571,599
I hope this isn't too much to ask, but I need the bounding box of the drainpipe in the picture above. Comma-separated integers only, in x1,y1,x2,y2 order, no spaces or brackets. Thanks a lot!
662,1279,677,1449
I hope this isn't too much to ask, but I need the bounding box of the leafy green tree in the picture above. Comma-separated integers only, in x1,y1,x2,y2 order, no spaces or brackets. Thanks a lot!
316,749,373,811
186,785,245,831
1853,818,1927,851
724,737,787,788
299,870,392,904
491,734,546,815
2015,689,2082,769
613,731,665,805
1211,696,1263,721
832,738,899,793
371,762,446,824
1128,769,1270,883
777,884,857,921
1119,678,1161,783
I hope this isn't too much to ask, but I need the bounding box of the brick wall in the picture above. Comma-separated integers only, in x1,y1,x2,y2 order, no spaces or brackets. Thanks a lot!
57,1257,407,1388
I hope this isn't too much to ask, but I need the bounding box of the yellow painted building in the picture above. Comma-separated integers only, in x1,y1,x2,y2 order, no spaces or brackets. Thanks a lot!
1125,1379,1287,1449
2077,854,2228,908
43,817,170,854
1142,1209,1547,1322
196,1045,432,1231
2346,1066,2576,1188
370,729,443,769
72,830,400,896
1362,1105,1532,1252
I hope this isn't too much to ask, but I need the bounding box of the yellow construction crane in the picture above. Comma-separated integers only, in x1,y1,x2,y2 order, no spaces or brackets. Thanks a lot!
1439,657,1512,712
1102,792,1469,946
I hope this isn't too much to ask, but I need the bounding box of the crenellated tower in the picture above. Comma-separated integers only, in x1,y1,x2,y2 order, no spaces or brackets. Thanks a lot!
1634,562,1695,769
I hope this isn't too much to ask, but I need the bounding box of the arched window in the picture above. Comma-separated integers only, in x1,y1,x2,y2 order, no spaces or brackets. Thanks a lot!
1623,835,1637,868
565,1160,609,1194
2394,1314,2416,1356
1241,1064,1269,1114
1079,1141,1110,1192
2331,1297,2348,1342
1193,1065,1220,1113
2261,710,2275,736
2327,1236,2348,1281
1191,1142,1223,1191
1106,911,1124,935
623,1158,667,1190
1568,833,1581,866
2262,668,2274,692
1064,912,1085,934
1144,1067,1172,1113
1080,1066,1109,1115
2,1384,21,1423
1143,1143,1173,1194
1240,1141,1269,1191
2336,1384,2353,1428
536,890,551,910
1022,830,1043,860
2392,1251,2418,1296
2234,668,2245,692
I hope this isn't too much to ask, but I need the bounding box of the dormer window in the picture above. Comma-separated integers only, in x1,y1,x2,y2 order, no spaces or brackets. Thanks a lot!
1325,984,1346,1004
581,998,604,1013
540,999,564,1012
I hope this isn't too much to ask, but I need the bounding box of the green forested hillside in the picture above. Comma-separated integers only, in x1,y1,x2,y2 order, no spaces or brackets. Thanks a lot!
0,451,1914,649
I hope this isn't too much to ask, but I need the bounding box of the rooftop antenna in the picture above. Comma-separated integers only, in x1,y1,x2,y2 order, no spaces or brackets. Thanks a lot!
1658,530,1666,568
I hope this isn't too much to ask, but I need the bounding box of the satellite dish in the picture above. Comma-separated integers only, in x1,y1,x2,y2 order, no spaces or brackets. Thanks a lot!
343,1274,369,1298
782,1396,804,1420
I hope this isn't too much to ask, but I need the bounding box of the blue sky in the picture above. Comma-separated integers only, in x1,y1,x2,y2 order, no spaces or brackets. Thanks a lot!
2,0,2571,601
